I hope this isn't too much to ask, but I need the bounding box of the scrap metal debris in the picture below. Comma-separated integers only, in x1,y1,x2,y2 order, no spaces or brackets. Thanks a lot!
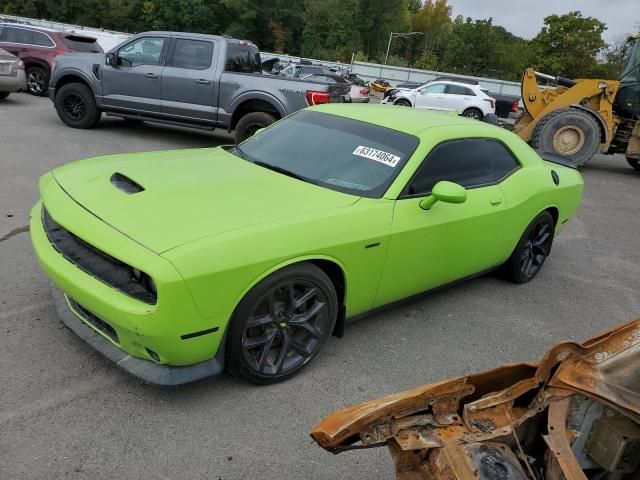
310,320,640,479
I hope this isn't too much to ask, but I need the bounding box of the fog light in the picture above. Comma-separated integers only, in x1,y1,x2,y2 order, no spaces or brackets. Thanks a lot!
146,348,161,363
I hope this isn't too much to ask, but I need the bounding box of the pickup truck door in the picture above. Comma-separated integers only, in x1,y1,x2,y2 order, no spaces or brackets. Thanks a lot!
161,37,219,123
414,83,447,110
101,36,168,114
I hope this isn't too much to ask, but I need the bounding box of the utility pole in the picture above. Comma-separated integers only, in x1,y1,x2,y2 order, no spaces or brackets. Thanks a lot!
384,31,424,65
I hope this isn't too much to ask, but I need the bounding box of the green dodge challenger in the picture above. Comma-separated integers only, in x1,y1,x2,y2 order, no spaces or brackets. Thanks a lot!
30,104,583,385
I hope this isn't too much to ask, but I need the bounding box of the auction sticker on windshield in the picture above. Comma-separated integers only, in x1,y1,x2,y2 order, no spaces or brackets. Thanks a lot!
352,145,401,167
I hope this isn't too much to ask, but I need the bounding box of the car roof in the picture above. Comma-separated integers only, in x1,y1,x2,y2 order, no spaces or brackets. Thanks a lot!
311,104,491,135
0,22,61,33
421,80,480,90
136,31,255,46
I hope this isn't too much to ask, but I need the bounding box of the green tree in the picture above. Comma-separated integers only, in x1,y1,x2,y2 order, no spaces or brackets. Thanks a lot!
530,11,607,78
440,16,529,80
409,0,451,68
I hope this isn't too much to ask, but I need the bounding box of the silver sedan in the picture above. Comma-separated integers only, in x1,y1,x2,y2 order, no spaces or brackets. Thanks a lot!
0,47,26,100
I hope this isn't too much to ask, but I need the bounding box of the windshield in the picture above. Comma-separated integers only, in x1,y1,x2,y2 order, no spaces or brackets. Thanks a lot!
234,110,419,198
620,38,640,83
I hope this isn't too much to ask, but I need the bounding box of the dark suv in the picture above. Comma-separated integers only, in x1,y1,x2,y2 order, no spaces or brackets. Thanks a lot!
0,23,102,96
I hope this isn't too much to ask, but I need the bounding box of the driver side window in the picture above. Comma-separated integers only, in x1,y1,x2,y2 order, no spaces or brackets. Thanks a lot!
117,37,165,67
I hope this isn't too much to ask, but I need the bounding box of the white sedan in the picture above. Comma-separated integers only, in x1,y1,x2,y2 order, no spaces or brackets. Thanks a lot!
382,80,495,120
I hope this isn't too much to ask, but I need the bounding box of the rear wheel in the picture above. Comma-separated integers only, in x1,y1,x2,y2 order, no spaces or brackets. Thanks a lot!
531,108,600,167
503,211,555,284
234,111,277,143
26,66,49,96
54,83,101,129
0,92,10,100
394,99,411,107
462,107,483,120
627,156,640,172
226,263,338,384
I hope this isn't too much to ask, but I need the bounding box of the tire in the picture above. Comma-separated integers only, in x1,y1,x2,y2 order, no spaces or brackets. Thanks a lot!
531,108,600,167
394,99,411,107
54,83,101,129
26,66,49,96
502,211,555,284
462,108,483,120
627,156,640,172
0,92,10,100
226,263,338,384
234,111,277,143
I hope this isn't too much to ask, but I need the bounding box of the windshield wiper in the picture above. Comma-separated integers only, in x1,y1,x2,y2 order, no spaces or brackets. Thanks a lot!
233,143,249,160
252,160,316,184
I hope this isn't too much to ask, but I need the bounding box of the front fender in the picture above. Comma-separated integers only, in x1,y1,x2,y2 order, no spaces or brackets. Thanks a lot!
51,68,100,98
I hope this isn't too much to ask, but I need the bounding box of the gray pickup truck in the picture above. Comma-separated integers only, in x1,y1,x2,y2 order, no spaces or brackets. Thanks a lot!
49,32,350,142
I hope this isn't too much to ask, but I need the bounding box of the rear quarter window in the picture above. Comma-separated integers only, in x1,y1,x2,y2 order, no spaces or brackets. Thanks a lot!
62,35,103,52
33,32,55,47
225,43,261,73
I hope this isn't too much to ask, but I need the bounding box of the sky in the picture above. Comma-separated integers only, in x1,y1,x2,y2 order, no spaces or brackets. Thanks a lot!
446,0,639,43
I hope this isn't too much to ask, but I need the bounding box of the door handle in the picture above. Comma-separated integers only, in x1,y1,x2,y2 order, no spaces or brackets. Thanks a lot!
195,79,210,84
490,196,503,206
145,73,159,79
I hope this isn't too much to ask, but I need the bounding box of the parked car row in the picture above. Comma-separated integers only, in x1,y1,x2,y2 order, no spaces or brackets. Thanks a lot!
0,22,102,96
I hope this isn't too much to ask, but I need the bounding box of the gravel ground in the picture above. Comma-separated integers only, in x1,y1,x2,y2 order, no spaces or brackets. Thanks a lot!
1,93,639,479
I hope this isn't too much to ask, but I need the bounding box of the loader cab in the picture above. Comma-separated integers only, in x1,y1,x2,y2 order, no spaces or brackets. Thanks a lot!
615,36,640,118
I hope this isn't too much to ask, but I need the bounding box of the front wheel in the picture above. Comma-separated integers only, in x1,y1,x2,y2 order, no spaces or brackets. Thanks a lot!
627,156,640,172
531,108,600,167
502,211,555,284
234,111,277,143
226,263,338,384
54,83,101,129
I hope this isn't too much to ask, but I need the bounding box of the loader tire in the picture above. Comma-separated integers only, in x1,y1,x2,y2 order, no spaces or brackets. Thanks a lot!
627,156,640,172
531,108,601,167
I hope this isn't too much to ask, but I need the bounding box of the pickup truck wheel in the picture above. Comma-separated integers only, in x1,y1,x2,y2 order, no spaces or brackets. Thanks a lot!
0,92,10,100
234,111,277,143
54,83,101,129
26,66,48,96
627,156,640,172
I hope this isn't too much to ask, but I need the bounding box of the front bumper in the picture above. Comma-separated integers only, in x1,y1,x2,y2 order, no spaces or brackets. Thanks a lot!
30,175,230,383
50,283,224,386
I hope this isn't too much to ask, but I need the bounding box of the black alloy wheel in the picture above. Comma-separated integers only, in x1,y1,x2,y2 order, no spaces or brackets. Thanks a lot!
227,263,337,384
62,94,86,121
503,211,555,283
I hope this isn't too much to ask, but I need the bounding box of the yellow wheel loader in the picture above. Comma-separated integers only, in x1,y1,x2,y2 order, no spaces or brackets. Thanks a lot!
513,34,640,169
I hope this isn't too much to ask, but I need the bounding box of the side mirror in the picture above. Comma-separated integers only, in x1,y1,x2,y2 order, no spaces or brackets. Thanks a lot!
105,53,117,66
419,181,467,210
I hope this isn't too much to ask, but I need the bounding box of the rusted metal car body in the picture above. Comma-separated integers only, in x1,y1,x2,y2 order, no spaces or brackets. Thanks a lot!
311,320,640,480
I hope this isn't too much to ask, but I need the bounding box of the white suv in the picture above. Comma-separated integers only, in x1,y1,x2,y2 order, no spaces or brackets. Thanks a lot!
382,80,496,120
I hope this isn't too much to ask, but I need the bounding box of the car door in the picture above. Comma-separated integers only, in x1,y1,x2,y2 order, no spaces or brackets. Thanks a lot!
414,83,447,110
101,36,168,114
374,138,520,307
161,37,218,123
443,84,476,113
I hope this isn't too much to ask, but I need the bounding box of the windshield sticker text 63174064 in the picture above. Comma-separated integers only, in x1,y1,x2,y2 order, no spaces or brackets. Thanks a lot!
352,145,401,167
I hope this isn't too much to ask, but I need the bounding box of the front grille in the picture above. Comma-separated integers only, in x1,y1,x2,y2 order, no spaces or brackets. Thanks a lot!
42,207,157,304
69,298,119,343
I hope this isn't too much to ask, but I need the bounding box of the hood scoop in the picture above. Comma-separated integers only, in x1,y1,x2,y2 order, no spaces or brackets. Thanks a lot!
110,172,145,194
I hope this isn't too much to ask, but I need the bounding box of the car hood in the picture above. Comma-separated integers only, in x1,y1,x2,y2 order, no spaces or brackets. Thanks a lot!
51,147,360,253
